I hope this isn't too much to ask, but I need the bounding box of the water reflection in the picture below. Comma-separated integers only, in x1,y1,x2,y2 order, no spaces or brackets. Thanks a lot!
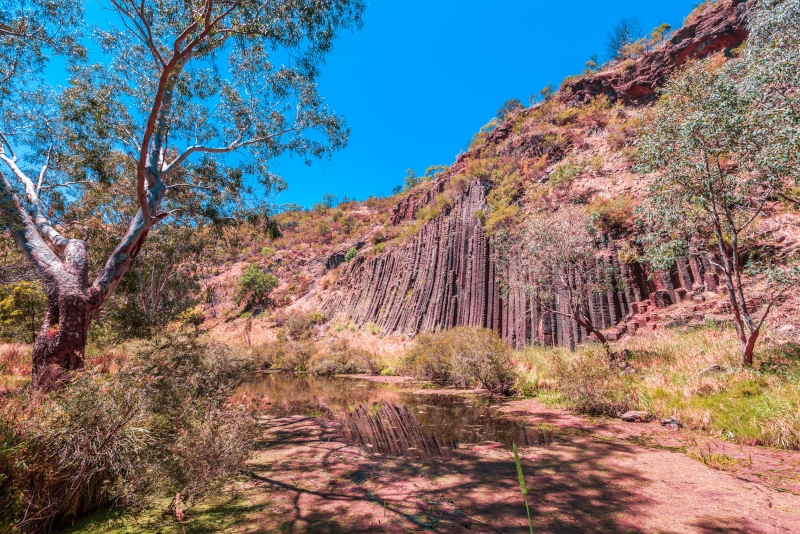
236,373,553,457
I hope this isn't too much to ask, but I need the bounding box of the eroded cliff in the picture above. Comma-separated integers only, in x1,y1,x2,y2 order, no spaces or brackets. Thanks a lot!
322,0,757,348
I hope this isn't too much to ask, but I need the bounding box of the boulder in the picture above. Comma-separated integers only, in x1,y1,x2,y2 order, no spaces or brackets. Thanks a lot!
661,418,684,429
620,411,651,423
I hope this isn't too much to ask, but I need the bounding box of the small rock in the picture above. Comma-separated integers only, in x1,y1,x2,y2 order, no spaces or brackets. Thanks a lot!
700,363,723,375
621,411,651,423
661,418,683,429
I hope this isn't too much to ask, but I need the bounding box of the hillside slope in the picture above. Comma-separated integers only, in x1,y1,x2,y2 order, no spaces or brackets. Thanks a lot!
207,0,800,350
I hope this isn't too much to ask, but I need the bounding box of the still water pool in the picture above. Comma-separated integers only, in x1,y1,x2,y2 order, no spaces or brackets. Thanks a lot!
236,373,553,457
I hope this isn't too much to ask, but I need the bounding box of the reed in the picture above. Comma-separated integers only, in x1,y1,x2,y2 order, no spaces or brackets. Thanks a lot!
513,443,534,534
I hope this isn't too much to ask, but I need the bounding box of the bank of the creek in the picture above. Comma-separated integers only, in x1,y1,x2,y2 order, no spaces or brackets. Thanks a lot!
71,373,800,534
226,373,800,534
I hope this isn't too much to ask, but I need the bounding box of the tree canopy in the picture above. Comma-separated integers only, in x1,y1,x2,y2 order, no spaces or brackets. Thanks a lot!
0,0,365,382
637,0,800,365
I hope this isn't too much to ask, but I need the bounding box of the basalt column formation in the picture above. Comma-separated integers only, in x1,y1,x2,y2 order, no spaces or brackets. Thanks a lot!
323,177,721,349
323,0,748,348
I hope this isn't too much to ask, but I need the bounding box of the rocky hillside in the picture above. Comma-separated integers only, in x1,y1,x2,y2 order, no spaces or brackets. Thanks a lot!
207,0,800,349
318,0,797,347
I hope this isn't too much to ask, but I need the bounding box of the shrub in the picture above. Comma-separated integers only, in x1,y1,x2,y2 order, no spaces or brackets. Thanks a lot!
275,341,317,372
278,310,323,341
0,281,47,343
370,229,386,245
554,106,581,126
496,98,524,121
261,246,275,258
0,344,31,376
550,347,638,415
0,335,256,532
516,326,800,449
404,332,455,386
405,327,515,394
549,160,583,187
607,114,642,150
616,240,641,264
235,264,279,307
586,195,635,235
307,340,379,376
344,247,358,262
414,204,440,223
584,154,604,174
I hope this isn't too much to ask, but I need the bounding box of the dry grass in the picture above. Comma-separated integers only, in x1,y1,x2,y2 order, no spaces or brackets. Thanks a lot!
0,334,257,533
0,343,31,375
0,343,32,393
517,325,800,449
684,0,718,25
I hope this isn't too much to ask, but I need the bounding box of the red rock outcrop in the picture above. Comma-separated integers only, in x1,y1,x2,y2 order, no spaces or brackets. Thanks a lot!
323,176,721,348
322,1,744,348
563,0,752,106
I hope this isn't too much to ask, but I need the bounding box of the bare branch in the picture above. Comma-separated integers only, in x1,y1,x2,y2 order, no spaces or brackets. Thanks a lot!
0,136,69,251
39,180,94,191
162,128,299,175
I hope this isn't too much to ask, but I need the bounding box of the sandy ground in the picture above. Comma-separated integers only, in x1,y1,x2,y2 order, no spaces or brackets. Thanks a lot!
224,399,800,534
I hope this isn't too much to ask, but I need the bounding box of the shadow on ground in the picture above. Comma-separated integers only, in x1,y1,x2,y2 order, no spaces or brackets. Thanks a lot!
247,416,650,533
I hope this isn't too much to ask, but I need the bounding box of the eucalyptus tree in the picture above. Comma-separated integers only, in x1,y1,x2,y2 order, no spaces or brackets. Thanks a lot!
522,205,619,359
0,0,364,387
0,0,84,93
637,58,795,366
737,0,800,203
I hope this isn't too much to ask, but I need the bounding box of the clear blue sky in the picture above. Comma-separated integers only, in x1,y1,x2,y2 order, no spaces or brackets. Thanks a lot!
73,1,701,208
272,0,701,207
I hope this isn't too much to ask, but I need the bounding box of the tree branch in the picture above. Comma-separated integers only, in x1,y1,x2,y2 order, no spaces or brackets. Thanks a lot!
0,170,63,290
162,128,299,175
0,135,69,251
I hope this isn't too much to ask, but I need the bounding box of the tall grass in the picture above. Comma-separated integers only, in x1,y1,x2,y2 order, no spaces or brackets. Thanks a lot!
516,325,800,449
0,334,257,533
513,444,534,534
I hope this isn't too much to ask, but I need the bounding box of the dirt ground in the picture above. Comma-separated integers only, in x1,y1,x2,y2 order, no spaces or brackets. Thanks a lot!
224,398,800,534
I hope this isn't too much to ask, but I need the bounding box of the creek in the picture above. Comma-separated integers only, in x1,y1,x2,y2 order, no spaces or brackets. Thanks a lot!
236,373,553,458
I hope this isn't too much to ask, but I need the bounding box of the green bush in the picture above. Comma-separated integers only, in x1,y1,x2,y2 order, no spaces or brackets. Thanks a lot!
405,327,515,395
344,247,358,262
235,264,279,307
586,195,635,235
0,281,47,343
549,160,583,188
271,341,317,372
550,347,638,415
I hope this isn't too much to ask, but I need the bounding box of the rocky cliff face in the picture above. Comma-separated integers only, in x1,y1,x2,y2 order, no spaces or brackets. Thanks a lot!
322,0,748,348
323,176,721,349
564,0,752,106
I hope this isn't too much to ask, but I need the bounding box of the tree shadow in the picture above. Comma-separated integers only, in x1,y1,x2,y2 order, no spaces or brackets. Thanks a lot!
277,510,374,534
249,418,653,533
688,516,753,534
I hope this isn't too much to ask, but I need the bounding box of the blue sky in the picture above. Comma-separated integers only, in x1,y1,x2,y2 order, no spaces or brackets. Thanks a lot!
271,0,701,207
